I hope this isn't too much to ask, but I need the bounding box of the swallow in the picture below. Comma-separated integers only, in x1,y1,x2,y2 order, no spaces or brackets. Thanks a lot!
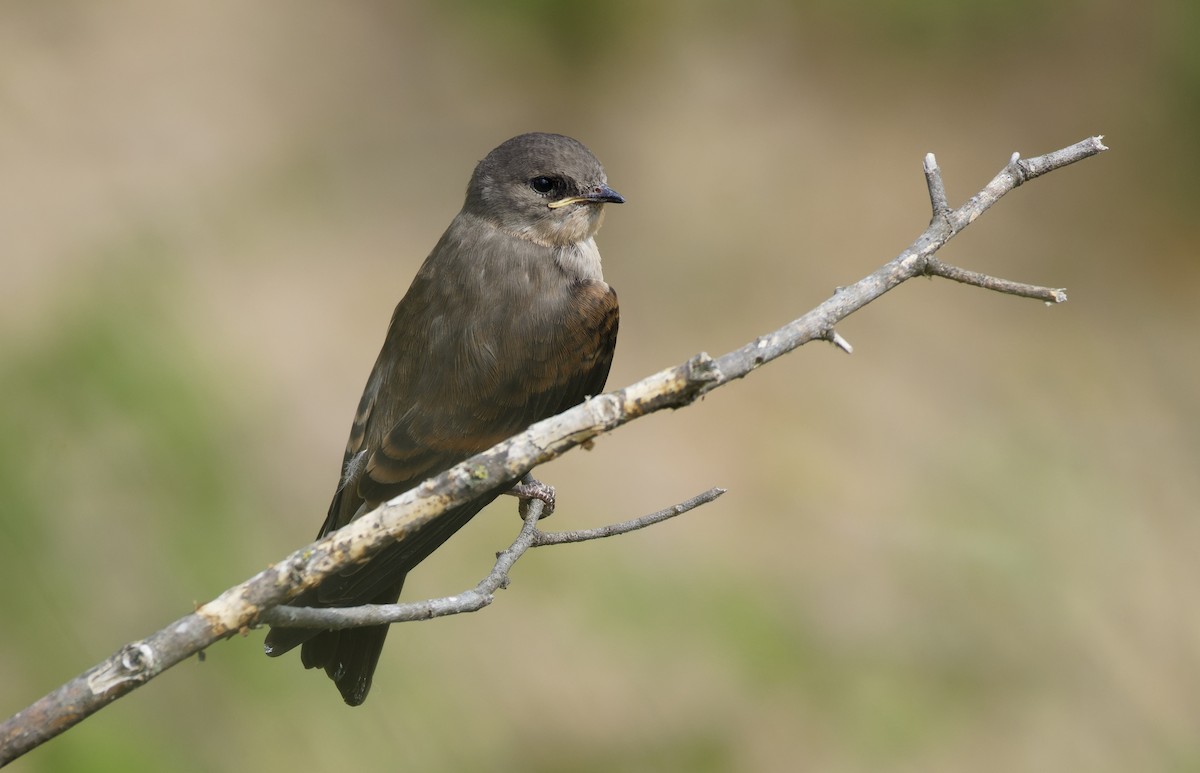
264,132,623,705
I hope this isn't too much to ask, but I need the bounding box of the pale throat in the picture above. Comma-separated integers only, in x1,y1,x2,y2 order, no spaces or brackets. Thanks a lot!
554,237,605,283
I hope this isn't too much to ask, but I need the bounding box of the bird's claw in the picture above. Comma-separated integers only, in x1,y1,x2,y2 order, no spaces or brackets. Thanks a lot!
508,474,556,519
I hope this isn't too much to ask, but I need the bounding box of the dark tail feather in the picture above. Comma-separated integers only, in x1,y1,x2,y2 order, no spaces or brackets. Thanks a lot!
262,587,324,657
263,488,511,705
264,581,404,706
303,622,391,706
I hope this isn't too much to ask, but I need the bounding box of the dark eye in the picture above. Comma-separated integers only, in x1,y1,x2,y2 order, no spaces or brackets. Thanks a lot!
529,176,558,195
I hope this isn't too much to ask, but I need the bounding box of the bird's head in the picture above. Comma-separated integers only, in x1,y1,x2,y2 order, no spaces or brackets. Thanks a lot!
465,132,624,247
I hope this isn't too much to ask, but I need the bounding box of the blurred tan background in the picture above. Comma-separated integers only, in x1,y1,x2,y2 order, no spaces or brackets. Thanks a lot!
2,1,1197,771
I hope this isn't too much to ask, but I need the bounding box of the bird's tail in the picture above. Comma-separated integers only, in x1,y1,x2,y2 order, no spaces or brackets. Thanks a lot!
264,580,404,706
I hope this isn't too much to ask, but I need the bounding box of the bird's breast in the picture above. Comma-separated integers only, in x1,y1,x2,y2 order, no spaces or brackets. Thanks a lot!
553,238,605,284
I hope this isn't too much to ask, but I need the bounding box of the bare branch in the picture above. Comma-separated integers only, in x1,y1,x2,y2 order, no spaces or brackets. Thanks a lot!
923,258,1068,303
826,329,855,354
0,137,1107,766
263,487,726,630
533,487,726,546
924,152,951,218
263,498,549,630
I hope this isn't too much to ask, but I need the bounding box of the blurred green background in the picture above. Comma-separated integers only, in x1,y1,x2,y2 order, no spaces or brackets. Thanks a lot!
2,1,1197,771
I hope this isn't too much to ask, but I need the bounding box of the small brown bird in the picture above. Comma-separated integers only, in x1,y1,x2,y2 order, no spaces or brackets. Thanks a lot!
263,133,622,705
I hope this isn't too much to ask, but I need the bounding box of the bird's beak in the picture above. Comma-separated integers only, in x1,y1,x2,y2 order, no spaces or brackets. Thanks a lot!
547,184,625,209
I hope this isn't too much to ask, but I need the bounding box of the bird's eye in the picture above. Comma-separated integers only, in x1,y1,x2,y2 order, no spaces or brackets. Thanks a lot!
529,176,557,195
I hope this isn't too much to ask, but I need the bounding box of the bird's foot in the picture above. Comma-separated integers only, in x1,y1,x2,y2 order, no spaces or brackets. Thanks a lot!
507,473,556,519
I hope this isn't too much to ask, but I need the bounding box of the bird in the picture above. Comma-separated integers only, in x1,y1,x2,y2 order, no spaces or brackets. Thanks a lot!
263,132,623,706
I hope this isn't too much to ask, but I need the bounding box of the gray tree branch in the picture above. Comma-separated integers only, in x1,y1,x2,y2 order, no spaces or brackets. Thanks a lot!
0,135,1107,767
262,487,727,630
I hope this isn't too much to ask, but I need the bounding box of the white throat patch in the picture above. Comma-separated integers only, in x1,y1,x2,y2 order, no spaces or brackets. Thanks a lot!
555,238,604,283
